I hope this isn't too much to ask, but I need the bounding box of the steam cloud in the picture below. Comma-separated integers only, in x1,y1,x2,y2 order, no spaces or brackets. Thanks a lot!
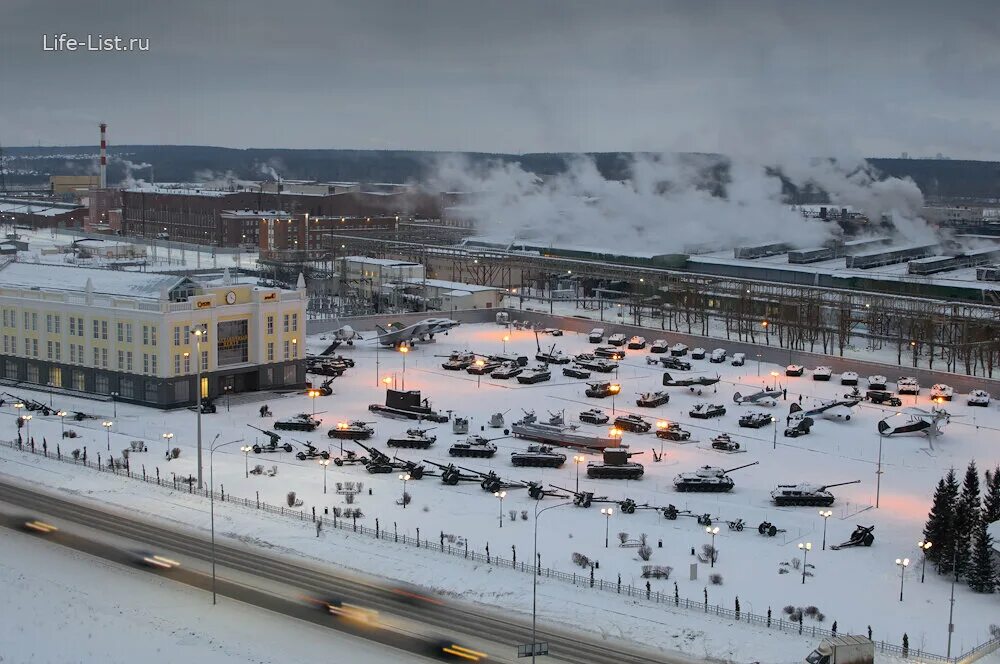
432,153,934,254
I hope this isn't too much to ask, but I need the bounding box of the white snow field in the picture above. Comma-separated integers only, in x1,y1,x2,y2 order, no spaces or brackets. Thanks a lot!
2,322,999,663
0,525,407,664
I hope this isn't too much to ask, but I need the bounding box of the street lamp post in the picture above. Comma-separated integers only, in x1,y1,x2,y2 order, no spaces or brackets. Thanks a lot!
111,391,119,418
601,507,614,548
494,490,506,528
319,458,331,493
194,325,208,489
399,345,409,390
399,473,411,508
207,434,234,605
876,432,884,508
474,359,485,388
772,416,777,450
162,432,174,459
240,445,252,477
917,541,932,583
609,383,621,414
896,557,910,601
769,370,779,391
24,414,32,443
707,526,720,567
573,455,586,493
529,501,571,663
798,542,812,584
502,335,510,353
819,510,832,550
102,420,113,451
308,389,319,415
756,353,762,376
56,411,67,439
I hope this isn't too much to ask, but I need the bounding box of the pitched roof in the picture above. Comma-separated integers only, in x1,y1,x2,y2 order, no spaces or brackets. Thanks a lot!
0,262,192,299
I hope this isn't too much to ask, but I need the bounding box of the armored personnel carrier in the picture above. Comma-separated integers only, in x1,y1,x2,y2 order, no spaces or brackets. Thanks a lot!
770,480,860,507
579,409,609,425
274,414,322,431
587,448,644,479
386,427,437,449
510,444,566,468
562,365,592,379
328,421,374,440
673,461,758,492
613,414,652,433
636,391,670,408
448,435,499,458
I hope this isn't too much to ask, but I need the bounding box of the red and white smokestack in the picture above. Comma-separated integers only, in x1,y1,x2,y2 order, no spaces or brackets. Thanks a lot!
99,122,107,188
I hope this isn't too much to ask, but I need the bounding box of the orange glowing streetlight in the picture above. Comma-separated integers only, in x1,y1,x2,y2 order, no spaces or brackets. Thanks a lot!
399,345,409,389
609,383,621,414
502,334,510,353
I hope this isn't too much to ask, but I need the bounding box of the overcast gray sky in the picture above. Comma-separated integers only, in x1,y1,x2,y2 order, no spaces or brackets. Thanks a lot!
2,0,998,158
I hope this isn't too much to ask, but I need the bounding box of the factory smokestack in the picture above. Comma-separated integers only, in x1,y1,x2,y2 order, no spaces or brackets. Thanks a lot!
99,122,107,188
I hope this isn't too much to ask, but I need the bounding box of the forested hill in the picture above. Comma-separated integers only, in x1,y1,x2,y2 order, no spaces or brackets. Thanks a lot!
4,145,999,201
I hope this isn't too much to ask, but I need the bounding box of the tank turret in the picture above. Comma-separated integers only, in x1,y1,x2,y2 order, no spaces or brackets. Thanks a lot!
770,480,861,506
673,461,759,492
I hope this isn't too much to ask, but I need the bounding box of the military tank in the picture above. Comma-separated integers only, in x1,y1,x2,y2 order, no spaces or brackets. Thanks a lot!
585,381,617,398
510,444,567,468
770,480,861,507
655,422,691,441
613,413,651,433
328,421,375,440
587,448,644,479
274,414,322,431
448,435,499,458
636,391,670,408
673,461,759,492
386,427,437,449
579,408,609,425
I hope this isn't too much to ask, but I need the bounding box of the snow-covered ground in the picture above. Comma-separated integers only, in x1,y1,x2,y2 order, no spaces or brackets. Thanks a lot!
2,322,999,662
0,525,406,664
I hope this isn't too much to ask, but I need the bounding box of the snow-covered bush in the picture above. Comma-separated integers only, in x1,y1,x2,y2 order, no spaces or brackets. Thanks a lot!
618,532,629,544
401,492,411,506
638,545,653,561
171,447,181,459
639,533,648,545
286,491,296,507
571,552,591,568
790,557,801,570
783,605,795,615
521,510,528,521
709,573,724,585
71,449,80,460
345,492,355,504
508,509,517,521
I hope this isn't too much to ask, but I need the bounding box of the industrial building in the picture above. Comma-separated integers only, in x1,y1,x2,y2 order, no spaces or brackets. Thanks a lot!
0,198,87,229
0,262,306,408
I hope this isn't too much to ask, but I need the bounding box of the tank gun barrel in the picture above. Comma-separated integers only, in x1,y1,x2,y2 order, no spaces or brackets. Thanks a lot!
723,461,760,474
821,480,861,490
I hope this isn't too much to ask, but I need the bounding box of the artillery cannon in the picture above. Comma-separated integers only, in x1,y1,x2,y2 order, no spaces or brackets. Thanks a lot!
311,378,335,397
673,461,759,493
770,480,861,507
549,485,614,508
246,425,294,453
660,504,691,520
455,464,527,493
422,460,483,486
757,520,786,537
354,441,430,478
293,440,331,461
332,450,369,467
831,525,875,550
526,482,570,500
617,498,661,515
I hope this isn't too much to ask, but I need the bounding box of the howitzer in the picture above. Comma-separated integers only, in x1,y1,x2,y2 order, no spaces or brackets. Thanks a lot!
455,464,527,492
549,485,612,508
422,460,482,485
353,441,395,473
831,524,875,550
526,482,569,500
617,498,659,514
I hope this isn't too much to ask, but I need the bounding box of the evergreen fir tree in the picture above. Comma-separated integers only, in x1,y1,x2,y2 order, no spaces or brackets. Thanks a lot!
955,461,981,579
924,470,959,573
968,519,997,593
983,466,1000,526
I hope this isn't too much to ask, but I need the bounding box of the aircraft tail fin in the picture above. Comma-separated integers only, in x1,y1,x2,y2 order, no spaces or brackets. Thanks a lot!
733,392,743,404
789,402,803,415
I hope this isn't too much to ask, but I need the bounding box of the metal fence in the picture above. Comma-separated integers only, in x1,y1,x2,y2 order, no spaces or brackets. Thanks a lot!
3,436,998,664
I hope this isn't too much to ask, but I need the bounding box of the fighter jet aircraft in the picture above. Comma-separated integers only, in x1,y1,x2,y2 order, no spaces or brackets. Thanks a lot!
877,407,955,437
732,385,782,407
315,325,364,354
788,397,860,422
372,318,460,348
661,373,720,395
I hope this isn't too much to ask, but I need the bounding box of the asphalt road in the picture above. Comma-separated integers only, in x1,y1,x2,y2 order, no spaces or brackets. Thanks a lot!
0,478,703,664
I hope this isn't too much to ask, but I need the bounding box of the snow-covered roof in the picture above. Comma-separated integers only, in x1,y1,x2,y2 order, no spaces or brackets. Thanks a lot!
123,185,232,198
403,277,501,293
221,209,292,217
0,262,191,300
344,256,421,267
0,201,83,217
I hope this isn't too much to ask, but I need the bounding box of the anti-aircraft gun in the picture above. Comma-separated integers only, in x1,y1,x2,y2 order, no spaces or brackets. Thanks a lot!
246,425,294,453
293,439,331,461
770,479,861,507
673,461,759,493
